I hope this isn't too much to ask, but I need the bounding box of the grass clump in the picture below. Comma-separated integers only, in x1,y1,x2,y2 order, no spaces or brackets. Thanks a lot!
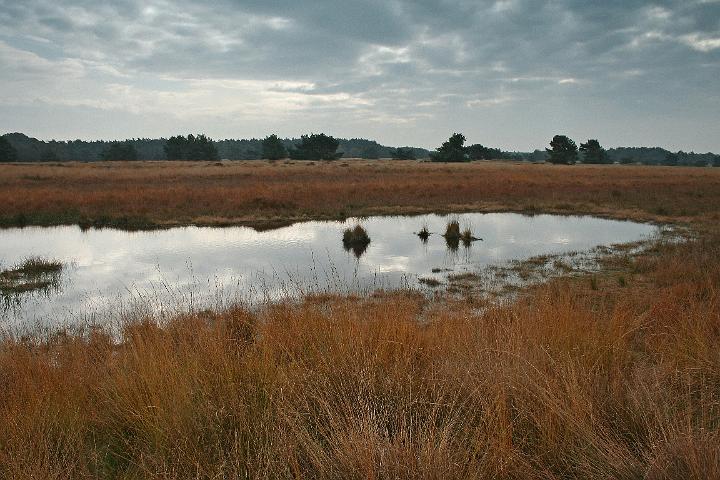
417,224,430,242
342,224,371,247
0,257,63,297
418,276,442,287
444,219,461,239
342,224,371,257
443,220,481,248
13,257,62,275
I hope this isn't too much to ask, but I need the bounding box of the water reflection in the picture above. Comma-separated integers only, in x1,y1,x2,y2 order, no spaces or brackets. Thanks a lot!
0,212,658,327
445,235,460,252
344,241,370,258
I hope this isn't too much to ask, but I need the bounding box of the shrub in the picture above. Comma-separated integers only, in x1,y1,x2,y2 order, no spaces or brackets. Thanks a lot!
289,134,342,160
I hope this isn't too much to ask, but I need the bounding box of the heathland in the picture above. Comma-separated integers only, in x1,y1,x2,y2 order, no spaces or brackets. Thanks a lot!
1,160,719,478
1,159,719,229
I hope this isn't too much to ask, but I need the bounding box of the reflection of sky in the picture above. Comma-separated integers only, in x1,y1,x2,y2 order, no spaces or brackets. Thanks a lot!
0,213,657,327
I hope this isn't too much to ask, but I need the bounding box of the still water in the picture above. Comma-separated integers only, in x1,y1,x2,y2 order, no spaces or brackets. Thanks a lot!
0,213,658,327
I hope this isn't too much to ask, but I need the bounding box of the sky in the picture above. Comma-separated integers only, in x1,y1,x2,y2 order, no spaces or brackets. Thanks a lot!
0,0,719,152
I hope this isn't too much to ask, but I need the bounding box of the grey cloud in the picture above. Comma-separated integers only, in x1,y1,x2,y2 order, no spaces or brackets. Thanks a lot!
0,0,718,151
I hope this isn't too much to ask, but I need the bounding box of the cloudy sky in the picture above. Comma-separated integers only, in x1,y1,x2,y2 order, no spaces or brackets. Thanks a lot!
1,0,719,151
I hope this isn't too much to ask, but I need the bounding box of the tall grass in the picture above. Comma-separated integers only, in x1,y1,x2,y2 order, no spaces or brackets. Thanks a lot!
1,160,719,228
1,234,719,478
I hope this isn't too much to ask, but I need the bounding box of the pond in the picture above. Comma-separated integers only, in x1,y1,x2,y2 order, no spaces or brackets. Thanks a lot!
0,213,659,328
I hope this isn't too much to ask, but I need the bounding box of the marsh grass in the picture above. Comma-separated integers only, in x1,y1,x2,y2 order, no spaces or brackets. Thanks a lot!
418,276,442,287
3,160,718,230
1,233,719,478
342,225,371,258
444,219,461,239
0,257,63,296
417,223,430,242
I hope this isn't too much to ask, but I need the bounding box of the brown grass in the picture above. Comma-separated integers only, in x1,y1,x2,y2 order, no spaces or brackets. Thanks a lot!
1,160,719,228
2,160,720,477
1,232,719,478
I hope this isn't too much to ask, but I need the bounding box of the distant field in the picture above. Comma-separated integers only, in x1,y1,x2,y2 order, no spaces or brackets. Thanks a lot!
1,159,719,229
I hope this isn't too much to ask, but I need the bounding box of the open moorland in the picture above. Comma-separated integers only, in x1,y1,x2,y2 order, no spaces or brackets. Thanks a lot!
1,159,719,229
1,160,720,478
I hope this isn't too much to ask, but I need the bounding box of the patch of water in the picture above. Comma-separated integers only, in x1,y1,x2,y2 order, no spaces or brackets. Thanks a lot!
0,212,658,328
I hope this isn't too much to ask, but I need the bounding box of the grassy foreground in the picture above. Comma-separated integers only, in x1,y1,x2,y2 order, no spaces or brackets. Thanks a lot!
2,234,719,478
1,161,719,478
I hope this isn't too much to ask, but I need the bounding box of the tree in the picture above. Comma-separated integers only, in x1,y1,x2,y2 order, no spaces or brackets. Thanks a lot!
713,155,720,167
262,134,287,160
41,149,59,162
579,139,609,164
528,149,549,163
361,143,381,159
164,135,187,160
0,136,18,162
546,135,578,165
662,152,678,166
466,143,507,160
164,134,219,161
101,142,138,161
431,133,467,162
289,133,342,160
392,147,416,160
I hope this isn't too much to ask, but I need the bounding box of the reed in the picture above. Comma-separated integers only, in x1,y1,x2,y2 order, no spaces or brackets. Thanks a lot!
1,160,719,229
1,231,719,478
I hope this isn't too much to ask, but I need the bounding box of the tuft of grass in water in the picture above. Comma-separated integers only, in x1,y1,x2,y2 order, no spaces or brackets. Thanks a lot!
417,224,430,242
460,228,474,247
0,257,63,296
342,224,371,247
418,276,442,287
444,219,461,239
443,220,481,247
13,257,62,275
342,225,371,258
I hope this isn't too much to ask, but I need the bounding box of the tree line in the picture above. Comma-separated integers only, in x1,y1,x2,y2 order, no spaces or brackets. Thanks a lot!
0,132,428,162
429,133,720,167
1,131,718,166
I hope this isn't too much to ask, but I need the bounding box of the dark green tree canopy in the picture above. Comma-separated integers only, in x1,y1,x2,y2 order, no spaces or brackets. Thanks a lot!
360,143,381,159
392,147,416,160
261,134,287,160
663,152,678,166
579,139,609,164
0,136,18,162
466,143,508,160
289,133,342,160
164,134,219,161
546,135,578,165
101,142,138,161
713,155,720,167
431,133,467,162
